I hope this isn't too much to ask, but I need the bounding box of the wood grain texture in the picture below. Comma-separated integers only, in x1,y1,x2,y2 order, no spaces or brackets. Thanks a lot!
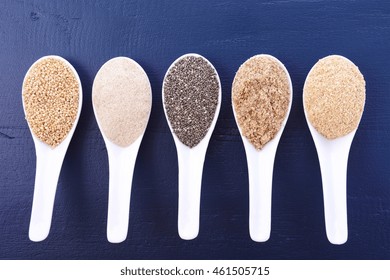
0,0,390,259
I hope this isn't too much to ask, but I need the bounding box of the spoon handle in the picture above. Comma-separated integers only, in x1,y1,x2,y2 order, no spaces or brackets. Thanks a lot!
247,149,274,242
177,148,205,240
106,147,138,243
318,141,350,245
29,150,65,242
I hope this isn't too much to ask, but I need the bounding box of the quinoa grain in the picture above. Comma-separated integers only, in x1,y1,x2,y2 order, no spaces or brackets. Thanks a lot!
23,57,79,148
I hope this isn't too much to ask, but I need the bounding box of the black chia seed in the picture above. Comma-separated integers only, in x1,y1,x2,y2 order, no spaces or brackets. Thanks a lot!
163,55,220,148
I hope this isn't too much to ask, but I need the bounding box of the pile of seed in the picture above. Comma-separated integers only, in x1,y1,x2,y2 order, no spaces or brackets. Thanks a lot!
23,57,79,148
92,57,152,147
232,55,291,150
304,55,366,139
163,55,220,148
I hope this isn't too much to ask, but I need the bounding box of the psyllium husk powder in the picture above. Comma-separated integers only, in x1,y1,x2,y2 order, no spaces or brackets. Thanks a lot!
92,57,152,147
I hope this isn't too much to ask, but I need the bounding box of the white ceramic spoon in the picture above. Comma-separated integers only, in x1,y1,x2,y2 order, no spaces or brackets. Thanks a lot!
303,120,354,245
97,136,145,243
162,54,221,240
303,55,364,245
92,57,152,243
22,55,83,242
232,54,293,242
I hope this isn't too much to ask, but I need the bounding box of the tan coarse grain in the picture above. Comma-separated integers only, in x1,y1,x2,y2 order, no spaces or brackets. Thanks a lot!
304,55,365,139
23,57,79,148
92,57,152,147
232,55,291,150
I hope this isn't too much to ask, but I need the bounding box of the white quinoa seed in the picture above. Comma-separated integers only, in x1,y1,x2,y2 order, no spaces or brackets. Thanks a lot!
23,57,79,148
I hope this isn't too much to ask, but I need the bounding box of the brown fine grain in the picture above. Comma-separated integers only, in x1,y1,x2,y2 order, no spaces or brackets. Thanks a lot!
232,55,291,150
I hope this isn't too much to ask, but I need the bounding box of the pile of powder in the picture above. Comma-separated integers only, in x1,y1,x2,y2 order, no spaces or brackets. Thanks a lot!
304,55,366,139
163,55,219,148
232,55,291,150
92,57,152,147
22,57,79,148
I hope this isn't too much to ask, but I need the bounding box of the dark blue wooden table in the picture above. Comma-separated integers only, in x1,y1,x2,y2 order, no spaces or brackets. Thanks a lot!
0,0,389,259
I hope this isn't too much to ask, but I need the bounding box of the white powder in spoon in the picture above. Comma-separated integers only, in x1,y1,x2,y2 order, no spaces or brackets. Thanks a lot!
92,57,152,147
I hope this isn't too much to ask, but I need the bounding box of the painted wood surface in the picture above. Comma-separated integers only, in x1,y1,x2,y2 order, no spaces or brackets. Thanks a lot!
0,0,389,259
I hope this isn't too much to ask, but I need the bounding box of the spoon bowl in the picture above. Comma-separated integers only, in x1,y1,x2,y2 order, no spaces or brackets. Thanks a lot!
232,54,293,242
162,53,221,240
22,55,83,242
